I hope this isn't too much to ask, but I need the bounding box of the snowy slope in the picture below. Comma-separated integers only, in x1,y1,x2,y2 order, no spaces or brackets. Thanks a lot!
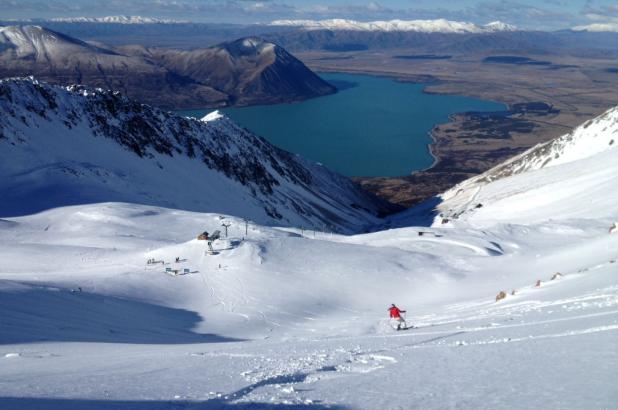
270,18,517,33
422,106,618,227
0,77,389,231
0,200,616,408
0,25,115,59
0,84,616,409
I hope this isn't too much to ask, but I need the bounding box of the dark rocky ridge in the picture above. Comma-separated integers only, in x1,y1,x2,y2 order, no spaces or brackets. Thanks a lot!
0,78,394,231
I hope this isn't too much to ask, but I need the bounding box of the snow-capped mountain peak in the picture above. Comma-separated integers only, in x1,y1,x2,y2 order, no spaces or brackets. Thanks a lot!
0,25,112,59
269,18,517,33
483,21,518,31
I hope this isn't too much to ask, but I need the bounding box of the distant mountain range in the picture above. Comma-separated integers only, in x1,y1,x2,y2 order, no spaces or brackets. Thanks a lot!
0,25,336,109
2,19,618,55
0,77,391,231
263,28,618,55
5,16,617,34
48,15,187,24
270,19,518,33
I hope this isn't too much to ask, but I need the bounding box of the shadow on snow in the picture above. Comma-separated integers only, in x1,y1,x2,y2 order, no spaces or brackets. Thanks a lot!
0,398,349,410
0,282,242,345
383,196,443,230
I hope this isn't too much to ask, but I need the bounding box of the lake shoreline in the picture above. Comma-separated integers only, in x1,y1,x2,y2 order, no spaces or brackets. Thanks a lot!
313,68,512,177
299,52,613,207
354,104,566,207
318,70,563,208
179,72,503,178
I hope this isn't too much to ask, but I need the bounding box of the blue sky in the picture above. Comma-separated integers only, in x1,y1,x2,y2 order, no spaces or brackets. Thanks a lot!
2,0,618,30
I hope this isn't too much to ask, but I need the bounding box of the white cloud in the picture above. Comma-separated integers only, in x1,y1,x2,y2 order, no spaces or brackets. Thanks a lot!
575,4,618,32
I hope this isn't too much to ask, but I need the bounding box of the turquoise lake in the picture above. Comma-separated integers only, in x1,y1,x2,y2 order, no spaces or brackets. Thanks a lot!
179,73,504,177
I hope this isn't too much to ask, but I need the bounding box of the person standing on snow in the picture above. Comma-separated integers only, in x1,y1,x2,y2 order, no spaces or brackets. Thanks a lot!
388,304,407,330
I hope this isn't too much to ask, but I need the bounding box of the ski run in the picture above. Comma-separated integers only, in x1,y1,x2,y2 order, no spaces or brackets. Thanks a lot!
0,103,617,408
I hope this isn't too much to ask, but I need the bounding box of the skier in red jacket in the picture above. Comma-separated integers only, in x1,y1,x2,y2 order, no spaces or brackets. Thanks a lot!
388,304,407,330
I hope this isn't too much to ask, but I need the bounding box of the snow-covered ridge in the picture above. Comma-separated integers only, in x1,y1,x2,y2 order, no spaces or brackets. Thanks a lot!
430,106,618,226
0,25,105,58
465,106,618,183
48,15,186,24
269,18,517,33
0,77,388,230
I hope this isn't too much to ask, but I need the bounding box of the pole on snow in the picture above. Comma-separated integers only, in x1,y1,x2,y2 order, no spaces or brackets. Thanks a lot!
221,221,231,238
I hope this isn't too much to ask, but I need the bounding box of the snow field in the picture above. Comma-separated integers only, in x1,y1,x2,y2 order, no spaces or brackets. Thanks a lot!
0,201,616,409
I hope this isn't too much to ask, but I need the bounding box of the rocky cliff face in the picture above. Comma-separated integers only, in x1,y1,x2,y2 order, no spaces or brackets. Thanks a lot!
0,78,390,232
0,26,335,109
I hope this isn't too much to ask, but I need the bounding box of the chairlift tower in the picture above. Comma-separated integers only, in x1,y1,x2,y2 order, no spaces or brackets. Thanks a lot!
221,221,231,238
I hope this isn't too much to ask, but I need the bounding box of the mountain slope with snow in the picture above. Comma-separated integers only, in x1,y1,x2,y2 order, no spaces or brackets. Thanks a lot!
0,25,115,58
400,106,618,227
0,188,615,408
0,77,389,231
0,98,617,408
0,25,228,108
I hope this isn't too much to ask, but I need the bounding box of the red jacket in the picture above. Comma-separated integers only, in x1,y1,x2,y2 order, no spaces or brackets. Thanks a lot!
389,306,405,319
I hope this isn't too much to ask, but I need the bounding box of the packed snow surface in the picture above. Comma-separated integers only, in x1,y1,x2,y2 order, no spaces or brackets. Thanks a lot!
1,198,616,409
270,18,517,33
